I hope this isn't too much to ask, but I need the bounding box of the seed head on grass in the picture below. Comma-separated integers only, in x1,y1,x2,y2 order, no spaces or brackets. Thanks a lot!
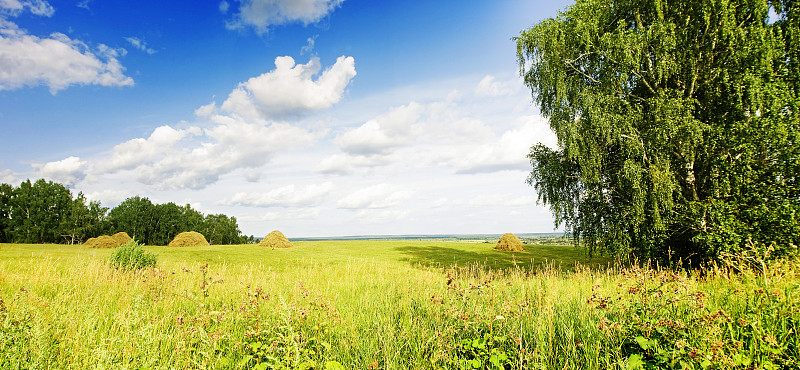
109,240,157,270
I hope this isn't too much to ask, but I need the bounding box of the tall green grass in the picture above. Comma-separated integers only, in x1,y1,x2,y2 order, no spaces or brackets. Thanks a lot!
0,241,797,369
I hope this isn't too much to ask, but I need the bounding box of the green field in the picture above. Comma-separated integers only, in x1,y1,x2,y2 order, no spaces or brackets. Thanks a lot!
0,241,797,369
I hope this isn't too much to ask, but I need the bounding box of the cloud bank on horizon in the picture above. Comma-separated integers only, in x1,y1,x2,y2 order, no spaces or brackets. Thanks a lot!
0,0,565,237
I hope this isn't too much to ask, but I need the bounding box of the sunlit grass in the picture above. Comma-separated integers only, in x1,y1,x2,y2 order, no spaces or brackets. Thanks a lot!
0,242,797,369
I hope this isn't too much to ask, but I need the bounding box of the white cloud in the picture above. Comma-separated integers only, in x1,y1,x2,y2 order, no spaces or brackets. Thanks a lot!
218,0,229,13
34,156,87,186
76,0,91,11
0,25,134,93
83,189,130,206
240,208,322,222
124,36,156,55
0,0,54,17
101,125,200,173
0,169,20,184
221,55,356,119
460,194,537,208
194,102,218,118
450,116,555,174
125,118,320,190
300,34,317,55
337,184,414,209
474,75,518,97
225,0,344,34
334,102,422,155
222,182,334,207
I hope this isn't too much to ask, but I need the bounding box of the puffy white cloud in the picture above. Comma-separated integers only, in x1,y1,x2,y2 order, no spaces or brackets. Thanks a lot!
0,168,20,184
125,118,320,190
34,156,87,186
225,0,343,33
324,81,556,176
221,55,356,119
0,0,54,17
337,184,414,209
450,116,555,174
124,36,156,55
334,102,422,155
101,125,200,173
0,26,134,93
474,75,519,97
222,182,334,207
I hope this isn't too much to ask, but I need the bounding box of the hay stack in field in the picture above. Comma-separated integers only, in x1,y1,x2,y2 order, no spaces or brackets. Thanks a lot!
168,231,209,247
86,235,121,249
111,232,132,245
259,230,293,249
84,232,132,248
495,233,524,252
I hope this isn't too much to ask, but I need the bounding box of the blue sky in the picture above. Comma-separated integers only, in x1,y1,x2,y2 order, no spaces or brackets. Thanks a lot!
0,0,571,237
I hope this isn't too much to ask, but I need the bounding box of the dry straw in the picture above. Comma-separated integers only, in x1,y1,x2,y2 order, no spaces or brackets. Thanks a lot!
495,233,525,252
84,232,132,248
259,230,293,249
168,231,210,247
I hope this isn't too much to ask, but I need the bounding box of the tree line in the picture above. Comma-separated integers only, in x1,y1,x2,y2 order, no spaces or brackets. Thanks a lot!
0,179,254,245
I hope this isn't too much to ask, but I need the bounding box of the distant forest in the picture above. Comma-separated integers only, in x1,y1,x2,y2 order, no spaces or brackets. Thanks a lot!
0,179,253,245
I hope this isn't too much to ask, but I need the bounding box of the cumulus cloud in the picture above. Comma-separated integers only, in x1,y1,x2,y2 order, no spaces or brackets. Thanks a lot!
124,36,156,54
221,55,356,119
125,118,320,190
451,116,555,174
335,102,422,155
34,156,87,186
322,80,556,176
101,125,201,173
0,0,54,17
0,25,134,93
225,0,344,34
474,75,519,97
222,182,334,207
337,184,414,209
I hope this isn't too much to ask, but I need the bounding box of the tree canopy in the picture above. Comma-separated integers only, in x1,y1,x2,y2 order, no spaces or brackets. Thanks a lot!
516,0,799,262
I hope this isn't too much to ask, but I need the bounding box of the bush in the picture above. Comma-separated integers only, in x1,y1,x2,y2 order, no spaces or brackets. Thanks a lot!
109,240,157,270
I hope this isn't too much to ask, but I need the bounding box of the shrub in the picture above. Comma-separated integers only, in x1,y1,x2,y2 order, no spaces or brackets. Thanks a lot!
109,240,157,270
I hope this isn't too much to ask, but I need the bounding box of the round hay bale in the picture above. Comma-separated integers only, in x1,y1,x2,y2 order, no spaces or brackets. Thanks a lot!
259,230,293,249
90,235,121,249
111,232,132,246
168,231,209,247
495,233,524,252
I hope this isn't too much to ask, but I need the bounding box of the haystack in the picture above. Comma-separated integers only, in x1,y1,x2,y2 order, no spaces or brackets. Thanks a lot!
495,233,524,252
85,235,121,249
168,231,209,247
259,230,293,249
111,232,132,245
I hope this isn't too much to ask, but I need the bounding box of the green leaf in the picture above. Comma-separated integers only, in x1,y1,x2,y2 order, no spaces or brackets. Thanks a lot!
627,354,644,370
635,336,650,350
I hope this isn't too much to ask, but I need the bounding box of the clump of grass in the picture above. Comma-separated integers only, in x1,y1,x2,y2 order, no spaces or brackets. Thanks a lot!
109,240,157,270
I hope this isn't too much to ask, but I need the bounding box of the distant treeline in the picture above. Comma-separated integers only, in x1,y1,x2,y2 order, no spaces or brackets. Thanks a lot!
0,179,254,245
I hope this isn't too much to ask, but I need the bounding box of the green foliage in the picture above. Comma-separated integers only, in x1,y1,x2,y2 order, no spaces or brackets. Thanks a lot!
516,0,800,262
108,240,157,270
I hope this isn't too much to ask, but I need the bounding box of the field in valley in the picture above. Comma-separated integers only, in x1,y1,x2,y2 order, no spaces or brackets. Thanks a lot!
0,240,797,369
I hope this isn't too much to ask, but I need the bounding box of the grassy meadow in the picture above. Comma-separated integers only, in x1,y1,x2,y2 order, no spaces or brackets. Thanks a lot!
0,240,797,369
